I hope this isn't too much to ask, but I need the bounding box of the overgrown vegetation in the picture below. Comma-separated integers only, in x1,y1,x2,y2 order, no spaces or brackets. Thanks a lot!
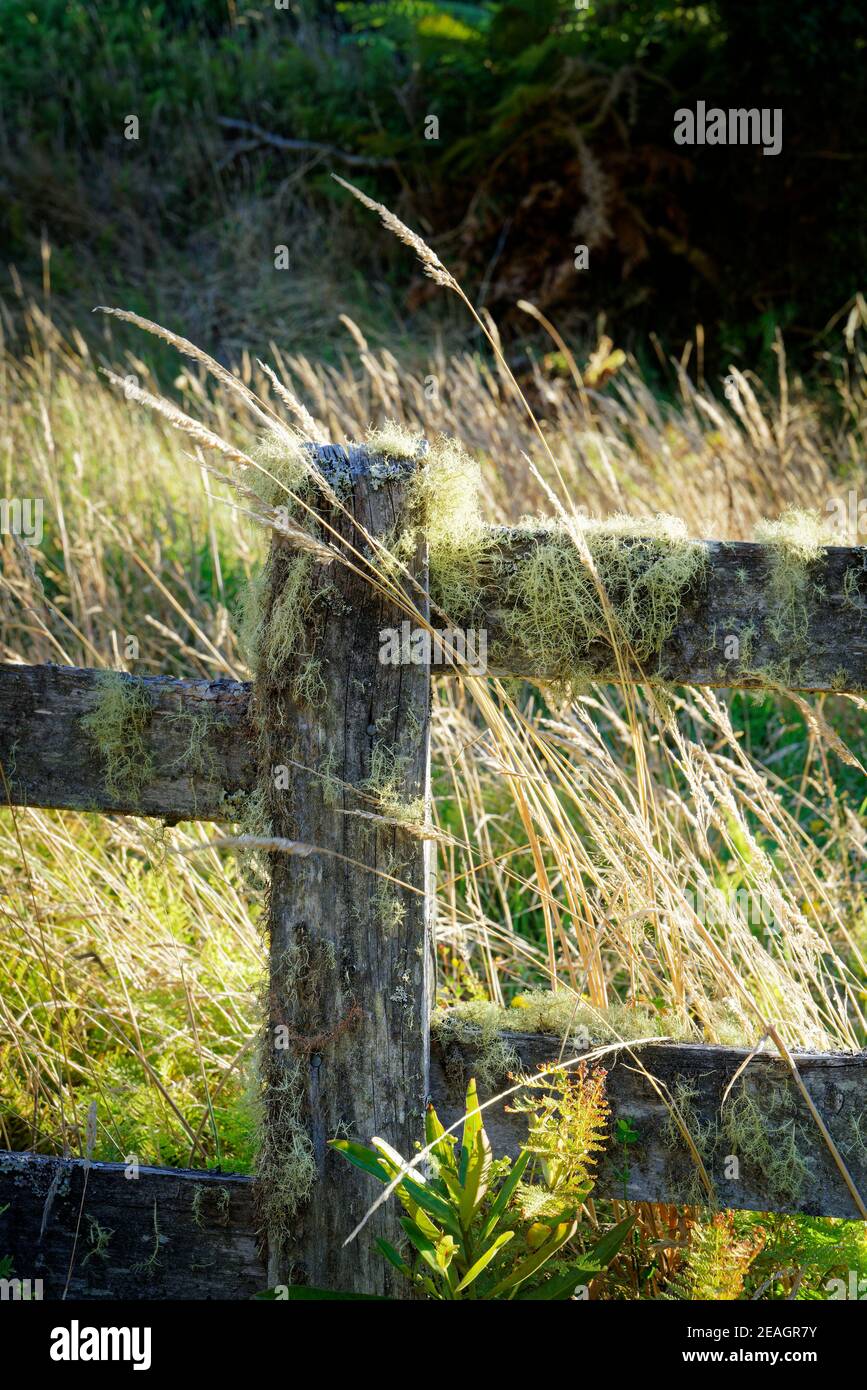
2,193,867,1297
2,2,864,365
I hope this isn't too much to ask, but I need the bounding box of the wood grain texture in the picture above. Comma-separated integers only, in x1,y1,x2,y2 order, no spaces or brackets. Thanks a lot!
431,1032,867,1219
0,664,255,820
260,447,434,1294
0,1151,263,1300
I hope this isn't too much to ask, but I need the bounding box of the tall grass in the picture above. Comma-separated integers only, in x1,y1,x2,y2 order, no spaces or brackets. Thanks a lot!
1,282,866,1179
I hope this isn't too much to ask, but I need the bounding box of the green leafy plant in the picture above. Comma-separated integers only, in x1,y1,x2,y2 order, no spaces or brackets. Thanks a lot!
613,1115,640,1201
331,1067,633,1300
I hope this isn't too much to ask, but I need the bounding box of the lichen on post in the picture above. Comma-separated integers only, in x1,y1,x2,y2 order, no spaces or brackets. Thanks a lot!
255,442,433,1294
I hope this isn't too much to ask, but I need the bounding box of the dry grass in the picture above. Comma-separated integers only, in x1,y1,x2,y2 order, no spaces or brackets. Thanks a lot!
1,280,866,1173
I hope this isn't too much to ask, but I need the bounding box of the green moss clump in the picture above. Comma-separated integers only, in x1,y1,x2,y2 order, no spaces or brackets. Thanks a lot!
503,514,708,692
81,671,155,803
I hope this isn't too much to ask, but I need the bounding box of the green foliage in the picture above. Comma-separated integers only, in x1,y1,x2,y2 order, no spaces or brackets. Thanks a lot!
1,2,863,357
739,1213,867,1301
664,1213,757,1301
331,1071,633,1299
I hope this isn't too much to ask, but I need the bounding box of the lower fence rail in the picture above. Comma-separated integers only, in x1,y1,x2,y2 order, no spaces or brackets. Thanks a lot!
2,1036,864,1300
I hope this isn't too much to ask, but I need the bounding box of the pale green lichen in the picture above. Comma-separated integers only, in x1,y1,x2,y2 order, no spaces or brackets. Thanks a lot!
662,1076,718,1207
720,1080,813,1208
842,564,865,614
249,428,312,512
754,508,827,645
319,748,341,808
431,991,694,1091
661,1073,814,1210
502,514,709,693
81,1215,113,1266
256,1053,317,1255
370,424,493,620
364,741,425,827
80,671,155,803
372,421,708,692
165,705,226,812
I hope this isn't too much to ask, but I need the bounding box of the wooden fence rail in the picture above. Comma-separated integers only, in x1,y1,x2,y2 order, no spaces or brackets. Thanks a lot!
3,1036,865,1299
1,442,865,1299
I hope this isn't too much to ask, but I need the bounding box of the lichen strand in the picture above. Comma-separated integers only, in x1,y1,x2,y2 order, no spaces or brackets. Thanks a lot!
255,1049,317,1267
253,940,324,1262
720,1080,813,1208
368,423,493,621
165,705,226,812
262,552,332,707
80,671,155,803
663,1073,814,1209
754,508,826,644
503,515,708,693
741,507,829,685
364,740,425,827
249,428,312,512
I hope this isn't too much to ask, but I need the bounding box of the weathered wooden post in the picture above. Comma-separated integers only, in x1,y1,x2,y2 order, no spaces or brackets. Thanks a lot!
258,444,433,1295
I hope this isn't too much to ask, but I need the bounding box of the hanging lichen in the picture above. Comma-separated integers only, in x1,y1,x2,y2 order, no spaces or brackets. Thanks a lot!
753,508,826,646
80,670,155,804
501,514,708,694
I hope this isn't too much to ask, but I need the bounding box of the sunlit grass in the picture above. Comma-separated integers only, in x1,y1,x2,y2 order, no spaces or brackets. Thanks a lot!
1,290,866,1182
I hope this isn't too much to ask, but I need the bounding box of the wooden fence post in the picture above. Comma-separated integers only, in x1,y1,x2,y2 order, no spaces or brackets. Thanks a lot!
259,444,433,1295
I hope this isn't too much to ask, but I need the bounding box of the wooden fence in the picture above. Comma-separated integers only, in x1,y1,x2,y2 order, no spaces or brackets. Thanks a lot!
1,443,866,1299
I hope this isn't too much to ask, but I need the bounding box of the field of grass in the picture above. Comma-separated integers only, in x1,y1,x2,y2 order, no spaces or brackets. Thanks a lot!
2,254,867,1295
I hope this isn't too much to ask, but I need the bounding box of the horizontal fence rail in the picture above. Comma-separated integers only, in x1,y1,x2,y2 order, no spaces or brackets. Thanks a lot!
432,1033,867,1221
480,535,867,690
0,664,255,819
0,1152,261,1300
3,1035,865,1298
1,538,865,818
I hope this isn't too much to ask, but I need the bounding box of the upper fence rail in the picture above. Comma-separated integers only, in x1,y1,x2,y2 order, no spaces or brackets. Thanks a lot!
2,534,865,820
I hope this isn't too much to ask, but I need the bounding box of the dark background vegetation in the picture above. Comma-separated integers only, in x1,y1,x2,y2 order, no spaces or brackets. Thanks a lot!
0,0,865,371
